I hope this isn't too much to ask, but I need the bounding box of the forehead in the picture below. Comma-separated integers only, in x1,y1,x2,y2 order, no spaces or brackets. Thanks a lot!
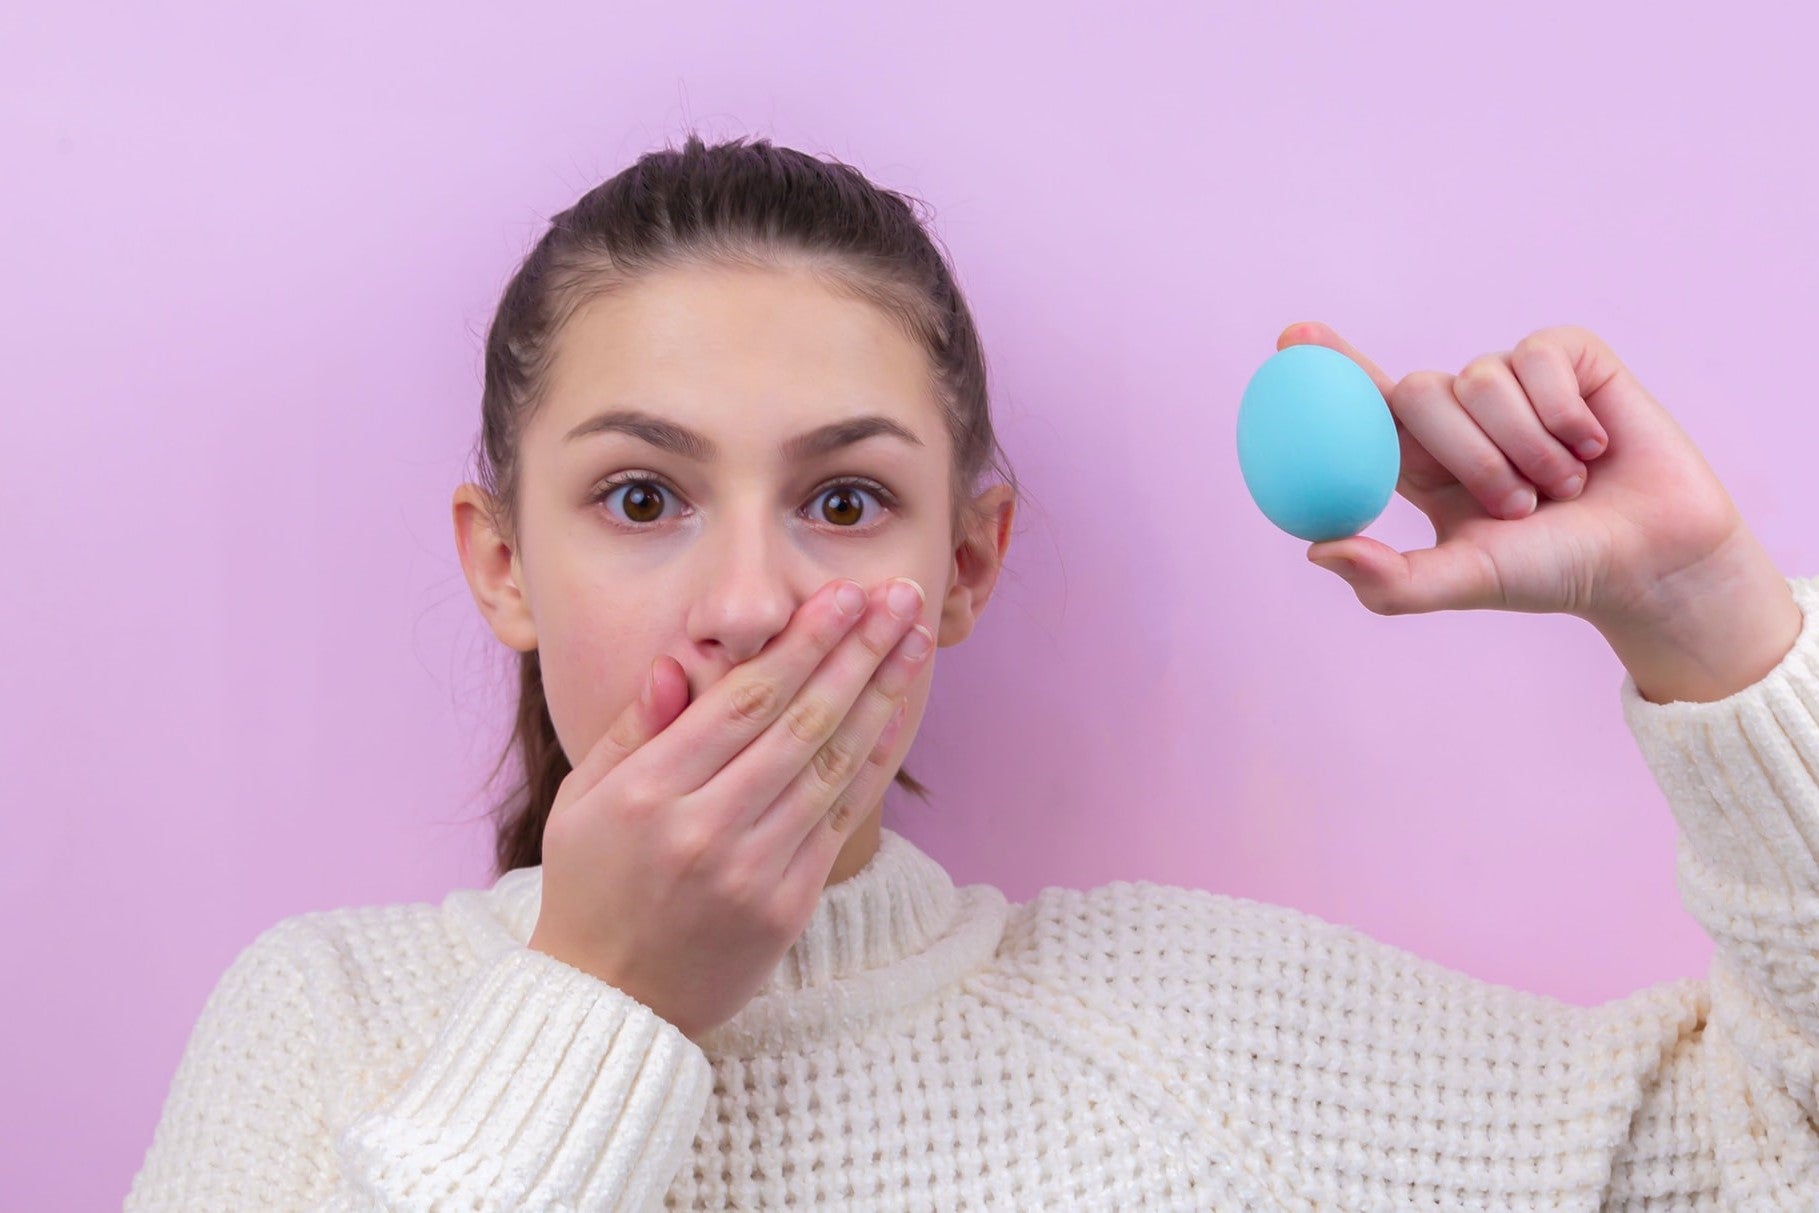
539,262,939,449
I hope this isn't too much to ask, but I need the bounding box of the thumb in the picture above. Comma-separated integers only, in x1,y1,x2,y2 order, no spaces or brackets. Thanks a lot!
1308,554,1354,581
1308,536,1503,615
640,654,687,731
1308,541,1364,585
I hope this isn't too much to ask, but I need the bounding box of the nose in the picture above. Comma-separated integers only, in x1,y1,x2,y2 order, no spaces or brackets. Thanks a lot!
686,511,812,668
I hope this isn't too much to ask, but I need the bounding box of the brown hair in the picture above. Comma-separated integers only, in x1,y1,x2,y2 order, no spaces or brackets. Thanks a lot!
466,131,1023,880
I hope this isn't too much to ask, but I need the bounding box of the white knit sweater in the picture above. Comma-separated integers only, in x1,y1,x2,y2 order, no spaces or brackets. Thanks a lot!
126,574,1819,1211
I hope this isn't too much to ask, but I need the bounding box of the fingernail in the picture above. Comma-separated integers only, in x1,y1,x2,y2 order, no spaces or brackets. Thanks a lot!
643,659,657,706
1558,474,1583,498
1576,438,1604,459
887,578,923,619
902,625,934,661
835,581,866,616
1502,487,1537,517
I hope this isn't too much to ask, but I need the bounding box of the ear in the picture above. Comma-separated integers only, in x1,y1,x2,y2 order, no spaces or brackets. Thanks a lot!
452,483,538,652
937,483,1016,647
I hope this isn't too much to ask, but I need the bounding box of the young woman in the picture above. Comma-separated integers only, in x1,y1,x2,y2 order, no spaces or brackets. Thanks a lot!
126,133,1818,1210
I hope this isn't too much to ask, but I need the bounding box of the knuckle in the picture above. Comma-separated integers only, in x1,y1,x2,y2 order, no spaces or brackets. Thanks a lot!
1512,333,1550,363
666,820,717,873
727,677,778,726
712,852,764,909
810,733,861,790
785,695,838,746
1455,358,1502,393
823,789,860,836
613,772,661,816
1469,449,1512,486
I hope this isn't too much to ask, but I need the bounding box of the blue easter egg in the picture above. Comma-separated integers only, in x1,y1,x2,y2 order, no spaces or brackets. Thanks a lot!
1236,344,1400,542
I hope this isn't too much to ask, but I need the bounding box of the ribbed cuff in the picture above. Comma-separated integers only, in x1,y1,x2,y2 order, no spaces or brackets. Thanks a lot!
336,946,712,1210
1619,573,1819,892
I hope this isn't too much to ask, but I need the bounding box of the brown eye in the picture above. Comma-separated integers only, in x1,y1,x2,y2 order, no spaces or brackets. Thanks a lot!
624,483,665,523
603,480,667,524
594,475,893,532
820,485,867,527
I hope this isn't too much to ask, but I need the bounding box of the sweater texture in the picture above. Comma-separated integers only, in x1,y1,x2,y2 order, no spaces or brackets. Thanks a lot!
126,574,1819,1210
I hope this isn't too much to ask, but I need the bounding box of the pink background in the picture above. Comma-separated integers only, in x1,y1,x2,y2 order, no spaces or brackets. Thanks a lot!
8,3,1819,1207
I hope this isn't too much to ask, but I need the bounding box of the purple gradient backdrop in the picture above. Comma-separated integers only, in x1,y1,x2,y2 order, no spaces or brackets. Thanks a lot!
6,3,1817,1206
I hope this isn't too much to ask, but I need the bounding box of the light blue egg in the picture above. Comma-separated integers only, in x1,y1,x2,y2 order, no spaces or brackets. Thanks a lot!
1236,344,1400,542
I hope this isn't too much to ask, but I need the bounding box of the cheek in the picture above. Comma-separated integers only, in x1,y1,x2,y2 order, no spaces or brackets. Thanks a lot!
534,585,659,761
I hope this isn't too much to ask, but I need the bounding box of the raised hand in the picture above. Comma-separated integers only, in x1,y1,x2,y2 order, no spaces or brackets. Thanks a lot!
1281,322,1747,633
527,575,932,1042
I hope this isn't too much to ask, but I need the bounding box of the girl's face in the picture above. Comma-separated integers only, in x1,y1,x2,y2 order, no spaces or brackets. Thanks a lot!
455,260,1013,857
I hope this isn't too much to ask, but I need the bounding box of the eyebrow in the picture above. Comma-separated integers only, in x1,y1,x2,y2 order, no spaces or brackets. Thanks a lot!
564,407,925,461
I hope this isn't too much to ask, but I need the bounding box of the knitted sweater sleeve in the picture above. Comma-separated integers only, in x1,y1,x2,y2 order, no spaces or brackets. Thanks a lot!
1038,571,1819,1209
1602,568,1819,1205
124,930,714,1212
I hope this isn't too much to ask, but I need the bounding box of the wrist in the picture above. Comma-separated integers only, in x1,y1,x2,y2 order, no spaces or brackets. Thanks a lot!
1590,535,1802,705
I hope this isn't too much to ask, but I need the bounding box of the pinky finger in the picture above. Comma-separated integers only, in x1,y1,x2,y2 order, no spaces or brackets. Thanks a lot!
1510,339,1608,460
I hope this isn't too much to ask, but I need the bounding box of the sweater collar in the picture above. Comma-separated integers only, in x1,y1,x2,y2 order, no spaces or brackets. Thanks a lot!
457,826,1008,1055
754,824,965,994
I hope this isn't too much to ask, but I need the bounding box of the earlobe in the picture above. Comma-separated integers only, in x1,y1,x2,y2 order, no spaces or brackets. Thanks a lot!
937,484,1016,646
452,484,538,653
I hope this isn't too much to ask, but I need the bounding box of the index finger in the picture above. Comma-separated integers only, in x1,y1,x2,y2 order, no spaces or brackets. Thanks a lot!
613,576,873,797
557,578,865,809
1277,321,1398,402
